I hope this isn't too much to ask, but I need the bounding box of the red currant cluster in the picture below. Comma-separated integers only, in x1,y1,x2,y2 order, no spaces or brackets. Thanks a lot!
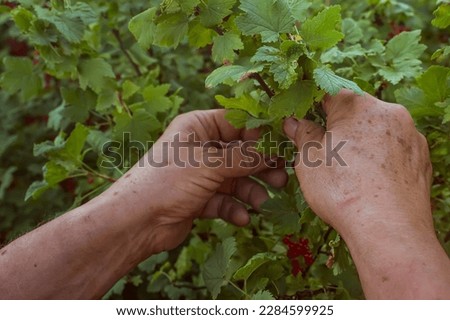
283,235,314,277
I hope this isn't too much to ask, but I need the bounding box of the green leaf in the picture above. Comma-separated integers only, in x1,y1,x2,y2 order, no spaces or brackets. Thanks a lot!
43,161,69,186
34,6,84,43
60,88,96,124
251,46,281,63
129,8,157,50
261,192,301,234
199,0,236,27
269,81,318,119
377,30,427,85
442,99,450,123
235,0,295,43
270,58,298,89
176,0,201,13
395,87,444,118
34,125,89,177
321,44,366,64
114,109,161,143
78,58,115,93
175,247,193,278
0,167,17,200
25,180,49,201
212,33,244,63
87,130,111,154
65,123,90,162
11,7,35,32
216,94,263,117
385,30,427,61
342,18,363,44
313,66,363,95
1,57,42,100
202,238,237,299
225,109,249,129
0,134,16,158
69,2,98,25
234,253,277,281
245,117,272,129
154,12,189,48
33,140,65,158
251,45,300,89
251,290,275,300
138,252,169,273
122,80,140,100
432,46,450,61
300,6,344,51
103,278,127,300
205,64,264,88
141,84,174,114
432,4,450,29
377,67,405,85
97,85,120,112
416,66,450,103
188,20,217,48
287,0,311,22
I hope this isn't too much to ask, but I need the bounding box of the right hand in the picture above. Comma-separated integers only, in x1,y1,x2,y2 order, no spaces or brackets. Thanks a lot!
283,90,433,238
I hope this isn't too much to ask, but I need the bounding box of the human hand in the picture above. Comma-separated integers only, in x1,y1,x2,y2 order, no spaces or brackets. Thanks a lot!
0,110,288,299
284,89,433,237
109,110,287,254
283,90,450,299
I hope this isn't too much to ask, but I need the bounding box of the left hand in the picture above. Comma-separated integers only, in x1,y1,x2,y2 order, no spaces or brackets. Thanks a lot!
108,110,287,253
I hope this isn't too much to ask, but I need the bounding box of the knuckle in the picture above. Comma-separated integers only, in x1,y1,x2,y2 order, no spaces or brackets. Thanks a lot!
171,112,189,124
171,111,203,130
390,104,415,125
418,133,429,148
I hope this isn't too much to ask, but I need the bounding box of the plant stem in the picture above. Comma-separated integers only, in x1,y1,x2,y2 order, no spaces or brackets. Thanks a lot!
117,91,132,117
302,227,334,277
250,73,275,98
112,29,142,77
82,164,117,183
283,285,338,300
228,281,250,299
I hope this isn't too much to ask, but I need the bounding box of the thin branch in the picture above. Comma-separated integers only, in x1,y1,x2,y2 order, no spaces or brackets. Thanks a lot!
172,283,207,290
117,91,132,117
229,281,250,299
302,227,334,277
283,285,338,300
250,73,275,98
112,29,142,77
82,164,117,183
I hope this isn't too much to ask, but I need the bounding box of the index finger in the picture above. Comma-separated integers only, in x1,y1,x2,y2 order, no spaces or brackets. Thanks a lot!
169,109,261,142
321,89,379,125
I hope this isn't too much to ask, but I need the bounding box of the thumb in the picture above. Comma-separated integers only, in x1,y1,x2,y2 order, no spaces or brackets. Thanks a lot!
283,118,325,149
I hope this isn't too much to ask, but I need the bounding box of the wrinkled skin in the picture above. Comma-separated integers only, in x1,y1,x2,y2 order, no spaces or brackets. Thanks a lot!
284,90,450,299
113,109,288,253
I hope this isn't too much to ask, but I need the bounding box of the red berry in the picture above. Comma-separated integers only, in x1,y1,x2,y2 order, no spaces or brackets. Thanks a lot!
283,236,315,273
291,259,302,277
6,38,29,57
4,2,17,9
60,179,77,195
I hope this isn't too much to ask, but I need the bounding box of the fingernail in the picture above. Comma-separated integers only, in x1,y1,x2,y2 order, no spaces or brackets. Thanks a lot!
235,210,250,226
283,118,299,140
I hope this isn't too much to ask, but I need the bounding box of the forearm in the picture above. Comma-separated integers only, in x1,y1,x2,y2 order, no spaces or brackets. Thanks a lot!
0,184,159,299
342,216,450,299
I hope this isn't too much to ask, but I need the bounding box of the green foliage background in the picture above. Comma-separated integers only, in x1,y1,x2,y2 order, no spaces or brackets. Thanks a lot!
0,0,449,299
